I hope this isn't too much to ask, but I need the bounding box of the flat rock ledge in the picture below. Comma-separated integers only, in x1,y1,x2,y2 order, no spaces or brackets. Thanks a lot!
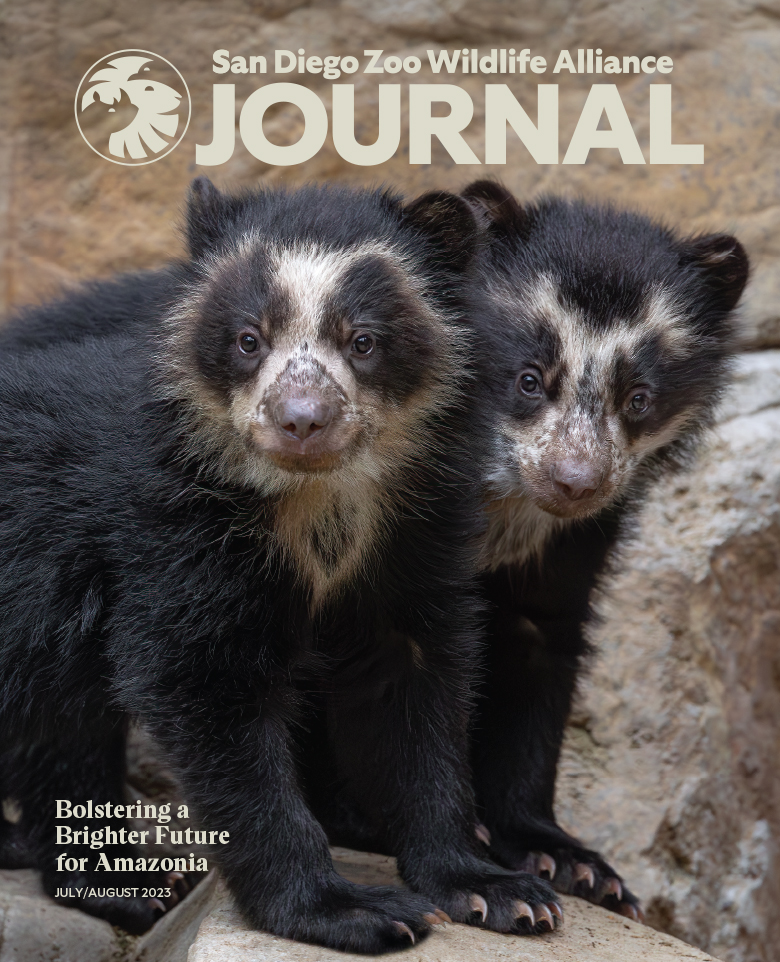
0,849,722,962
188,848,722,962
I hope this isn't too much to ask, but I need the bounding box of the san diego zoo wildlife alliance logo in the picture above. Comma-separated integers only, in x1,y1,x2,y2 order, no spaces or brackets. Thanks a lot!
75,50,191,165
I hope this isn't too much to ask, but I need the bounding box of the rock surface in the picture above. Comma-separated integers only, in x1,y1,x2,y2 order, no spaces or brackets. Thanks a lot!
556,350,780,962
187,848,722,962
134,870,218,962
0,854,723,962
0,868,218,962
0,870,118,962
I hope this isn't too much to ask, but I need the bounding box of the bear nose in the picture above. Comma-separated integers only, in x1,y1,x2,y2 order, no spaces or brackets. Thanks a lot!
551,460,603,502
275,397,333,441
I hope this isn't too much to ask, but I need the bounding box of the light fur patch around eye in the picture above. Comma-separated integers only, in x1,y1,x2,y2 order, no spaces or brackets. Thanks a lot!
200,233,403,340
202,239,395,420
268,238,459,344
197,229,460,352
269,244,370,348
516,274,695,400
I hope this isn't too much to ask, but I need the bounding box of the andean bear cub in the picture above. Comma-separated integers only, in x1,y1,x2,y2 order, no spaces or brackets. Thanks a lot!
466,182,748,917
314,182,749,923
0,180,563,952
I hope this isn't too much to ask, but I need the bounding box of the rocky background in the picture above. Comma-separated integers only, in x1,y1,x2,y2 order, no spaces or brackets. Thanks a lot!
1,1,779,960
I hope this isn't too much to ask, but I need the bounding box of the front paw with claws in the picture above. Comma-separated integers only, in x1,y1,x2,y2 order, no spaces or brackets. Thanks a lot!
417,865,563,936
548,850,641,921
489,835,643,921
240,877,444,954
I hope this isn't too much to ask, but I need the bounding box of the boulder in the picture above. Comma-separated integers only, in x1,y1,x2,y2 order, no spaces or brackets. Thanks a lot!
556,350,780,962
0,867,218,962
0,869,118,962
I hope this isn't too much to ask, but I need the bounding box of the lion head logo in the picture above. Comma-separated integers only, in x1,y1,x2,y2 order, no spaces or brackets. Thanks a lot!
75,51,191,165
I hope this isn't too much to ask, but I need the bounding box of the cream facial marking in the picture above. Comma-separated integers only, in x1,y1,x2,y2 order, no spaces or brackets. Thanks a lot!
234,243,373,398
211,242,385,464
519,274,693,398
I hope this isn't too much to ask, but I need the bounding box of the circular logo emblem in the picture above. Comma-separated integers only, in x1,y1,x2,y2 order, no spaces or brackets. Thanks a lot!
75,50,191,166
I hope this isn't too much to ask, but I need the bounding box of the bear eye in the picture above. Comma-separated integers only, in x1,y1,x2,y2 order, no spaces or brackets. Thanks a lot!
516,370,542,396
238,332,259,355
626,388,652,414
351,333,375,356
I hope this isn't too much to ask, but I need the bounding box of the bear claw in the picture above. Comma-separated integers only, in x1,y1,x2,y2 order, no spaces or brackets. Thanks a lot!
475,823,492,846
620,903,642,922
392,921,415,944
469,893,488,922
514,899,534,924
574,863,595,888
536,904,554,931
603,877,622,901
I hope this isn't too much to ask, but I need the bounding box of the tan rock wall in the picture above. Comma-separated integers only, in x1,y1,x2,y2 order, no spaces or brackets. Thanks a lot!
3,0,780,346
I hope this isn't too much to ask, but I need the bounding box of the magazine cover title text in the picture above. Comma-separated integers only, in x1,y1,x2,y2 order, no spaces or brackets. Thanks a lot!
199,46,700,167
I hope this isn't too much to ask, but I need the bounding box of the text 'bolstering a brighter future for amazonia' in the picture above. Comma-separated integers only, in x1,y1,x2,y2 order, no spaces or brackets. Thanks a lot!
53,799,223,873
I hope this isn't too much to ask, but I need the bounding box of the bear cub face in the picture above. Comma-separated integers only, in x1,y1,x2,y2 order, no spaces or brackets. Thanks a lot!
161,179,474,502
463,182,749,543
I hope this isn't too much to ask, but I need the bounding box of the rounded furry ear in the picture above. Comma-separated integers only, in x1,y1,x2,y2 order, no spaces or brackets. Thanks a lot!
684,234,750,312
460,180,525,236
187,177,222,258
186,177,234,260
402,191,479,271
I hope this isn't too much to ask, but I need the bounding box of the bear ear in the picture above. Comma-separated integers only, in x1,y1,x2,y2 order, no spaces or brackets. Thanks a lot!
402,190,479,271
186,177,240,260
460,180,525,236
683,233,750,313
